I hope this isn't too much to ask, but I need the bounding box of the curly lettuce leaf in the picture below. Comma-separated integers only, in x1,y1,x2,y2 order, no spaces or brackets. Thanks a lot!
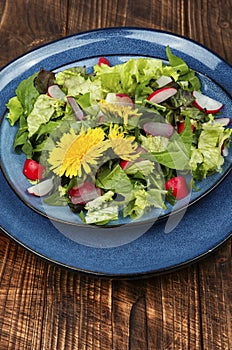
15,73,40,115
55,68,103,105
94,57,177,97
190,117,232,179
84,191,118,224
96,164,133,195
6,96,23,126
166,46,200,90
123,188,167,220
27,94,65,137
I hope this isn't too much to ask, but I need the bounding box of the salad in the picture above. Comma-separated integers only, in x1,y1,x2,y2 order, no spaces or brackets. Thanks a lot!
6,47,231,225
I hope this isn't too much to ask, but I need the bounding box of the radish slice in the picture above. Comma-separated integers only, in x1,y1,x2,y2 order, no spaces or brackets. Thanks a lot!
105,93,134,107
214,117,230,126
47,85,66,100
192,91,223,114
98,57,110,66
143,121,174,138
156,75,173,88
27,178,54,197
67,96,84,120
69,182,101,205
147,87,177,104
222,144,229,157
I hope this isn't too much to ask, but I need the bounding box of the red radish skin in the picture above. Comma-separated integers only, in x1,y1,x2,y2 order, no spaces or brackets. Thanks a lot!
192,91,223,114
147,87,177,104
23,159,45,181
69,182,101,205
98,57,110,66
221,143,229,157
116,93,134,106
165,176,189,200
105,93,134,107
27,178,53,197
47,85,66,100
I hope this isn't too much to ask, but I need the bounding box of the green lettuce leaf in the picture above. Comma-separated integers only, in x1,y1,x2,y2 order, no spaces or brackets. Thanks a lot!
55,68,103,105
16,73,40,116
27,94,65,137
123,187,167,220
95,164,133,195
166,46,189,76
190,117,232,179
13,115,29,151
124,159,155,177
84,191,118,224
94,58,168,97
166,46,200,90
6,96,23,126
179,117,193,157
142,133,191,171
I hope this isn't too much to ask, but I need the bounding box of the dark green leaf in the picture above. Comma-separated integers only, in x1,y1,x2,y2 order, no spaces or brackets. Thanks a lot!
34,68,55,94
16,73,40,115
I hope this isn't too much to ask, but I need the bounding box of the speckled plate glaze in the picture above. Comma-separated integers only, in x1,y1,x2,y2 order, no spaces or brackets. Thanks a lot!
0,28,231,277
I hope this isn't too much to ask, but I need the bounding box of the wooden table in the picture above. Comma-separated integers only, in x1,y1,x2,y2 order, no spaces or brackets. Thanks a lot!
0,1,231,349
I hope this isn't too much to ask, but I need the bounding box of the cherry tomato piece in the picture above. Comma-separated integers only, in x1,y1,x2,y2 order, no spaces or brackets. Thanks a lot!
119,160,129,170
165,176,189,200
23,159,45,181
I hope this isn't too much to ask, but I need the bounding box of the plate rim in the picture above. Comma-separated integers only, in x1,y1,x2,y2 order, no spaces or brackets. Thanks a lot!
1,26,232,72
1,27,232,228
0,27,232,277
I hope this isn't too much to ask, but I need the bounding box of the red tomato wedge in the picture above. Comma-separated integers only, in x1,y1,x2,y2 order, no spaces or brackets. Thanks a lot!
165,176,189,200
23,159,45,181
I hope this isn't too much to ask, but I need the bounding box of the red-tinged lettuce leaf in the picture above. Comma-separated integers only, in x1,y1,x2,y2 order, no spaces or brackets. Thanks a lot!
34,68,56,94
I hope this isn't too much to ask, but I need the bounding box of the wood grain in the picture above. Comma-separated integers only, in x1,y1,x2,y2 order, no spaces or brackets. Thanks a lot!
1,231,231,349
199,240,232,350
0,0,231,349
0,0,68,67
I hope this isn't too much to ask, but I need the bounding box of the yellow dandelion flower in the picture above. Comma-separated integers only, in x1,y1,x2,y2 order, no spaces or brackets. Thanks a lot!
48,127,109,178
108,123,128,140
107,123,140,161
100,100,141,125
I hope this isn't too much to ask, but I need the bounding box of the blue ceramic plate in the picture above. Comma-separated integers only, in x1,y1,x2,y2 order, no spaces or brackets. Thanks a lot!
0,28,232,277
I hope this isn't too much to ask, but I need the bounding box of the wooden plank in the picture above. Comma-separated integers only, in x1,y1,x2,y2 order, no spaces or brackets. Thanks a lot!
66,0,186,35
0,232,115,349
0,233,46,349
111,270,201,349
0,230,202,350
198,240,232,350
150,270,201,349
0,0,68,67
185,0,232,62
